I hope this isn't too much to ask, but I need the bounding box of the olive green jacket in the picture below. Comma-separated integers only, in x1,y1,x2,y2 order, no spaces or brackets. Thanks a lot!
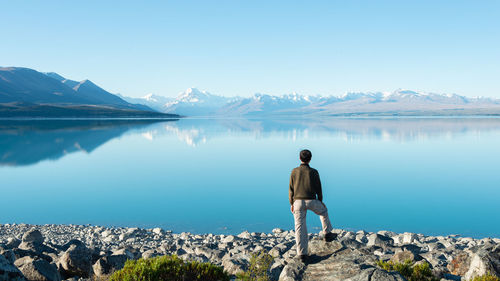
289,163,323,205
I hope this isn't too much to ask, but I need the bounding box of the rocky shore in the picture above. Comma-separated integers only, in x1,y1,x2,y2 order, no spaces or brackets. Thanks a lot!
1,224,499,281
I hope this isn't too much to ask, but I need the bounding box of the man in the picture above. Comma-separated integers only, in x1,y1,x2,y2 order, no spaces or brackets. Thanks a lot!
289,149,336,262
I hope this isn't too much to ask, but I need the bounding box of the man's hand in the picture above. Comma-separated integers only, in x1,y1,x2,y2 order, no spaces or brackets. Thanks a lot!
290,204,294,213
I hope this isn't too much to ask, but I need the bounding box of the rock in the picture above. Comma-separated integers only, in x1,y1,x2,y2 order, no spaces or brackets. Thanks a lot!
222,258,247,275
22,229,44,246
272,228,284,234
0,254,25,281
237,231,252,240
367,234,394,248
464,245,500,280
14,256,61,281
269,242,293,258
222,235,235,243
152,228,163,235
377,230,397,238
141,250,159,259
0,249,16,264
112,248,135,260
345,268,406,281
92,255,127,277
278,260,305,281
101,230,112,238
57,244,93,278
270,258,285,280
5,238,21,249
391,251,421,263
447,252,471,276
403,233,417,244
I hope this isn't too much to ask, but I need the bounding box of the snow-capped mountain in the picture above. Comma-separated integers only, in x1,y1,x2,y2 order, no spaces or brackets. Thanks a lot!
163,88,231,116
118,93,173,112
120,88,500,116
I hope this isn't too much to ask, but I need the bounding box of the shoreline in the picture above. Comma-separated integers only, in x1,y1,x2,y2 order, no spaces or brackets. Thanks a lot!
1,223,499,280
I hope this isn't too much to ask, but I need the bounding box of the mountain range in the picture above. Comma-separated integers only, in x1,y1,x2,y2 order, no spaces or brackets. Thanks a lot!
0,67,177,118
2,66,500,117
120,88,500,116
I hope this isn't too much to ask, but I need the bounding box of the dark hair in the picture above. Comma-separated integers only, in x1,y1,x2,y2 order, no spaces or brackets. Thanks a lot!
300,149,312,163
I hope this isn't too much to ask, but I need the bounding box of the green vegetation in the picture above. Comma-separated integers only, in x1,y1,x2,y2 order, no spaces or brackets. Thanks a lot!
236,250,274,281
472,273,500,281
108,255,230,281
376,259,439,281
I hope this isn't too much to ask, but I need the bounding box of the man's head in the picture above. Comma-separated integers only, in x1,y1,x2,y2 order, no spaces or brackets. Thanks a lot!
300,149,312,163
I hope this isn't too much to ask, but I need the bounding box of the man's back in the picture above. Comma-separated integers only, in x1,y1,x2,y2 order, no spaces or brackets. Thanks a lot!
289,149,334,261
289,163,323,205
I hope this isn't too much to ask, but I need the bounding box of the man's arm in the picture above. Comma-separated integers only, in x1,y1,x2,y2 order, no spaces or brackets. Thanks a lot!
315,170,323,202
289,171,294,205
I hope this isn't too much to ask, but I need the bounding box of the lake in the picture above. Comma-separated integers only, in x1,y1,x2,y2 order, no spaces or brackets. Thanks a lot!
1,117,499,238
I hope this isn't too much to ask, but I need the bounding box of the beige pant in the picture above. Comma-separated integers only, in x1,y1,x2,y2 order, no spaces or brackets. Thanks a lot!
293,199,333,255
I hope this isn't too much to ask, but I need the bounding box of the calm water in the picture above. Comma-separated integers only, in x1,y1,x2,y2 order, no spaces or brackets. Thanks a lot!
1,118,499,238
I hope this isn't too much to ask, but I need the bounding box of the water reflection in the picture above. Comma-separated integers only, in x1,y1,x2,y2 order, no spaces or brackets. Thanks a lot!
0,119,177,166
2,118,500,166
147,117,500,146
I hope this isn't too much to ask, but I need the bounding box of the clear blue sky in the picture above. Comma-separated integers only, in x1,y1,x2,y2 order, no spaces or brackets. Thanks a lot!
1,0,499,98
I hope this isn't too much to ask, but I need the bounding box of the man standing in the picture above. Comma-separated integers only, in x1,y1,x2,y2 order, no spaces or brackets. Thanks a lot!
289,149,336,262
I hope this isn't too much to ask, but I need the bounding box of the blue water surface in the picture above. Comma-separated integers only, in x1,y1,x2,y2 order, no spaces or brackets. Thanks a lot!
0,117,499,238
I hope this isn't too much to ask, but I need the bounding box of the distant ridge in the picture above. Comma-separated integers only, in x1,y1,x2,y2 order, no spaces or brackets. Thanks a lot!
0,67,178,118
120,88,500,116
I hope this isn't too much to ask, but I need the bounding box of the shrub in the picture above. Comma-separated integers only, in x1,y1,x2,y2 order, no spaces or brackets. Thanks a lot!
376,259,438,281
472,273,500,281
236,250,274,281
108,255,230,281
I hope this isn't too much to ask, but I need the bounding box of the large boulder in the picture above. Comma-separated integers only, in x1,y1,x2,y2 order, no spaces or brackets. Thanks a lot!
447,244,500,280
14,256,61,281
92,255,127,278
22,230,44,246
447,252,471,276
18,230,45,252
367,234,394,248
464,245,500,280
57,243,93,279
0,254,25,281
391,251,422,263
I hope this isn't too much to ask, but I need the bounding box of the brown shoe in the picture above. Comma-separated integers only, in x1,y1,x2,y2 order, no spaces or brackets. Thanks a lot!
324,232,337,242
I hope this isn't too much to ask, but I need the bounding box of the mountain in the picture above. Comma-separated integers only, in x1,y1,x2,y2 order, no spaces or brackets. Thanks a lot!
121,88,500,116
118,93,173,112
0,67,178,118
163,88,232,116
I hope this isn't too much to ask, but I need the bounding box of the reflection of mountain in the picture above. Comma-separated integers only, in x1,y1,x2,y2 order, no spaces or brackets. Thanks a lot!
158,118,500,146
0,119,178,166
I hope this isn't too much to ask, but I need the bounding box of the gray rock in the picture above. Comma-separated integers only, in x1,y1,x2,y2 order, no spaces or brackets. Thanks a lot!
222,235,235,243
464,245,500,280
0,254,25,281
22,230,44,246
0,249,16,264
221,258,246,275
272,228,284,234
141,250,159,259
237,231,252,240
92,255,127,277
152,228,163,235
367,234,394,248
6,238,21,249
57,244,93,278
346,268,406,281
390,251,421,263
403,232,417,244
278,261,305,281
112,248,135,260
14,256,61,281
